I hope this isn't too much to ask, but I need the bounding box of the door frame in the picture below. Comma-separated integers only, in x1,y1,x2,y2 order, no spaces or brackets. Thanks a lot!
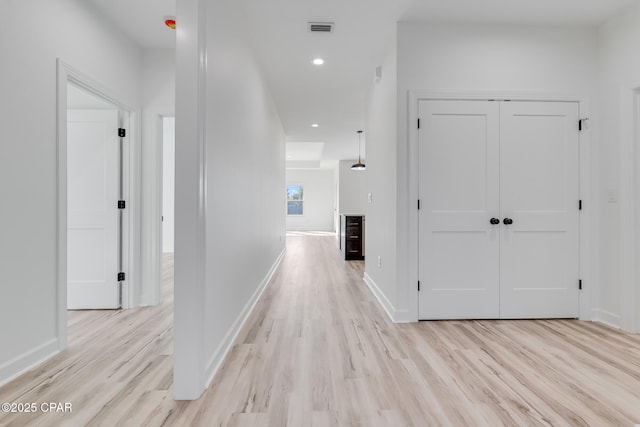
56,59,138,348
407,91,594,323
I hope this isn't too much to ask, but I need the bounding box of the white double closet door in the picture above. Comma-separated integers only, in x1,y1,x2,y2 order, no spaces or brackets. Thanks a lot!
418,100,579,320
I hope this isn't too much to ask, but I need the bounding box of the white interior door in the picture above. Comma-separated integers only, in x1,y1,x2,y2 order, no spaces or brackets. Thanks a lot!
418,100,500,319
499,101,580,318
418,99,580,320
67,109,120,309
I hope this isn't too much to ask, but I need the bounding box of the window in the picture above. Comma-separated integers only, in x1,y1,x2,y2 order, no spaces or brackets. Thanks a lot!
287,185,304,215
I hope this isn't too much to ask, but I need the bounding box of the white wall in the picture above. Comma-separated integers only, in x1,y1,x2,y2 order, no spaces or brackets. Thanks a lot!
286,169,335,231
0,0,141,385
162,117,176,252
174,0,286,399
597,2,640,331
363,37,398,318
387,23,599,320
338,160,367,214
141,49,176,109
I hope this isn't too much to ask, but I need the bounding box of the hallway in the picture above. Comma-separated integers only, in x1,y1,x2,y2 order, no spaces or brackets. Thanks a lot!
1,235,640,426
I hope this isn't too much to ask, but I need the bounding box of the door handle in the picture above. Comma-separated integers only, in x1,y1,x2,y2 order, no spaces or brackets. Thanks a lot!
503,218,513,225
490,218,500,225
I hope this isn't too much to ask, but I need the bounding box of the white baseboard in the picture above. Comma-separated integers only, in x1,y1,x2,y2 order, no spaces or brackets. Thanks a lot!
0,339,59,388
592,308,621,330
362,272,409,323
393,309,412,323
205,248,286,386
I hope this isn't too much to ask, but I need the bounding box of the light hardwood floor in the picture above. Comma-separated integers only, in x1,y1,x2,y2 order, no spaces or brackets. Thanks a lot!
2,235,640,426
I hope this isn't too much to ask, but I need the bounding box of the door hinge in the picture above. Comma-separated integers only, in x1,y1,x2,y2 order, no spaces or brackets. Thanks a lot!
118,200,126,209
579,279,582,290
418,199,421,210
118,128,126,138
418,281,421,292
118,272,126,282
579,200,583,210
417,118,421,129
578,118,589,131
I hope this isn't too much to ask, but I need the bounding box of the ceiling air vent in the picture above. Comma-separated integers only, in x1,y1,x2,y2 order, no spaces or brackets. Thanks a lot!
308,22,334,33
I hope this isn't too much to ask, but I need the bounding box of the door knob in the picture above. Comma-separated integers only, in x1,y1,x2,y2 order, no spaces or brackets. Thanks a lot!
490,218,500,225
503,218,513,225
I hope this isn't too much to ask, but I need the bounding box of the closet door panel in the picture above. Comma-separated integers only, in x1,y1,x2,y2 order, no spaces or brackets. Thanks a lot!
499,101,580,319
418,100,500,319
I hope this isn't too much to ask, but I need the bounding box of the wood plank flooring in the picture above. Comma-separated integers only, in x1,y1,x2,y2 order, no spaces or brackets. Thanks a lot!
1,235,640,426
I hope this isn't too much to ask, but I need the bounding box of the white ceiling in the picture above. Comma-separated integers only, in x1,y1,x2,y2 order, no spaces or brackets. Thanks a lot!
88,0,636,168
400,0,636,26
239,0,408,168
286,142,325,162
87,0,176,49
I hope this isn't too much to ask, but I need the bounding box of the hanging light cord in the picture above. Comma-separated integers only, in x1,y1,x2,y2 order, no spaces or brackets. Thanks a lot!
351,130,365,170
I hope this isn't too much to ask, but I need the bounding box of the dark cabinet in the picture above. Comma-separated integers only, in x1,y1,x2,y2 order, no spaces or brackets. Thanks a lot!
339,215,365,260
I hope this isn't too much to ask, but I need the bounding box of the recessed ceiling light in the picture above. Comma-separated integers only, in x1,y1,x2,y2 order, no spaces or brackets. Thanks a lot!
313,58,324,65
311,123,319,128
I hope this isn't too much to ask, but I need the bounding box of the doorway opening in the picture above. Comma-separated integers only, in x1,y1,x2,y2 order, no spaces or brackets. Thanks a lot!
57,59,136,349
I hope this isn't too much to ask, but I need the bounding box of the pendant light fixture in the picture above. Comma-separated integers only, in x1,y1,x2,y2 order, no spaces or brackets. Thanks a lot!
351,130,366,170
